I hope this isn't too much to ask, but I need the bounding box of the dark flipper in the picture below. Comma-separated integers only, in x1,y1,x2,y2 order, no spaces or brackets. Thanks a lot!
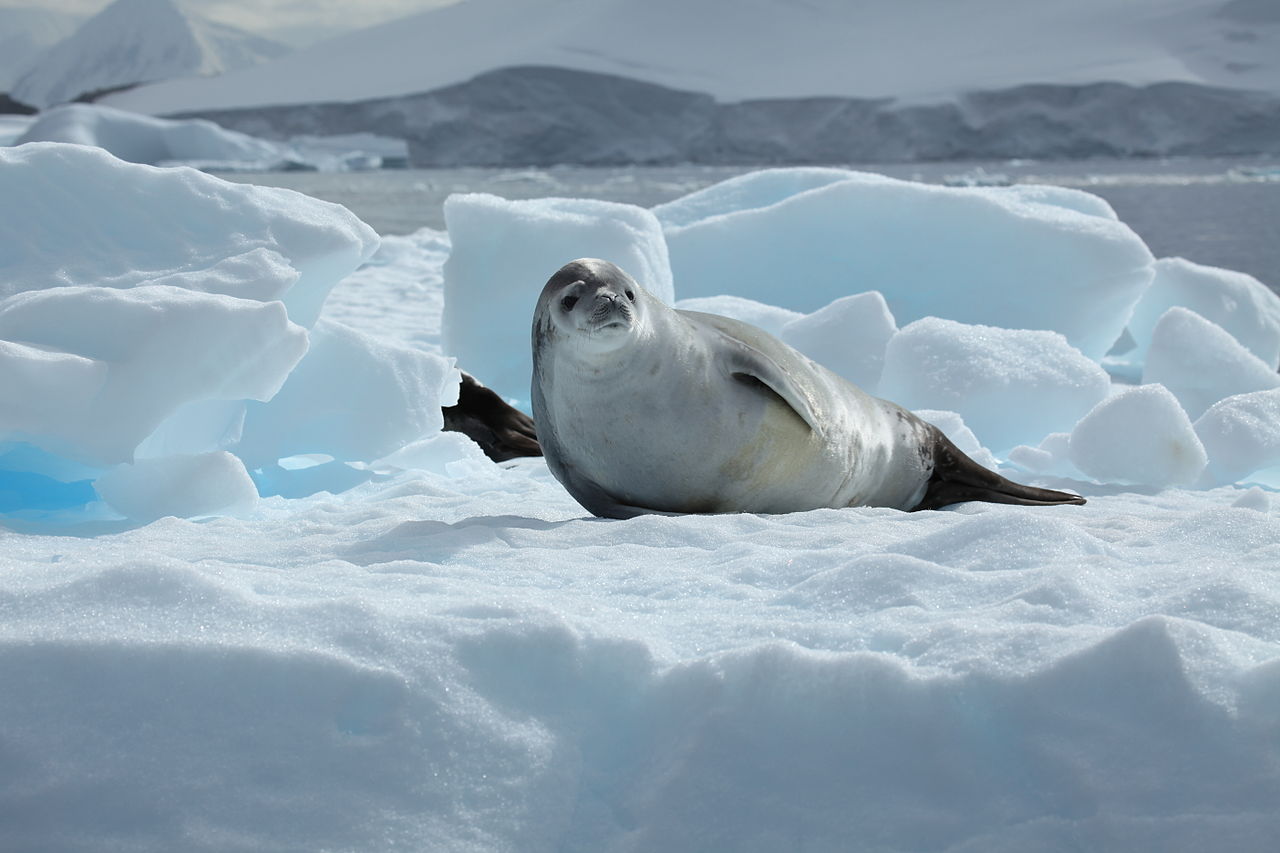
914,428,1085,511
442,373,542,462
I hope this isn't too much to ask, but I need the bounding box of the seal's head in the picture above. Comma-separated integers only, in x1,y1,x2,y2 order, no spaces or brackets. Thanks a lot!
534,258,648,355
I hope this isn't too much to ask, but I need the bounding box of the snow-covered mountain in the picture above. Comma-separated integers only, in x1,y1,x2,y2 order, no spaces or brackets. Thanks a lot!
105,0,1280,116
12,0,290,110
0,6,83,92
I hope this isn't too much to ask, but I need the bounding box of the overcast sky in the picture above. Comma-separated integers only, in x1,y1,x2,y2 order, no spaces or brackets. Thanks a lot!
2,0,458,45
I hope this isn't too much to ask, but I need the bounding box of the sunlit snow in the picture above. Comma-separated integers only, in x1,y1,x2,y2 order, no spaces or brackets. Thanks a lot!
2,142,1279,852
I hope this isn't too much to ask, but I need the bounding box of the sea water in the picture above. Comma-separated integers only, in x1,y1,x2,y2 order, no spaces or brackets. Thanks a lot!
219,157,1280,292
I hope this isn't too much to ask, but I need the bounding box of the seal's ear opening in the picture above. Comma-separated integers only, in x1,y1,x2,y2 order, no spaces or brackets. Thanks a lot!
557,280,586,314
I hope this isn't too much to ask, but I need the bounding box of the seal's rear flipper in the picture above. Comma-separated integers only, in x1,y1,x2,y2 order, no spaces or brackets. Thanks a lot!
915,429,1086,511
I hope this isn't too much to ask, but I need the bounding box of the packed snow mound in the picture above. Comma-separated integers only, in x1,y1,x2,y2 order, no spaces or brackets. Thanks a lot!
14,103,295,170
876,318,1111,452
673,295,802,337
778,291,897,392
1126,256,1280,369
661,169,1154,360
235,319,459,469
94,450,258,521
104,0,1280,116
0,142,377,326
442,192,672,404
1069,384,1208,487
12,0,288,109
1143,306,1280,419
1195,388,1280,486
653,167,857,228
0,284,307,467
0,142,463,522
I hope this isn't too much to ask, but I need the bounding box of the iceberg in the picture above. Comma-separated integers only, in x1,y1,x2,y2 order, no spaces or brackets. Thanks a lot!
2,154,1280,853
658,169,1154,361
14,103,298,170
0,142,464,519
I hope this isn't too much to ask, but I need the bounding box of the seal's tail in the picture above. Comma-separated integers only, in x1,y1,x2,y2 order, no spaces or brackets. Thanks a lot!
915,428,1085,511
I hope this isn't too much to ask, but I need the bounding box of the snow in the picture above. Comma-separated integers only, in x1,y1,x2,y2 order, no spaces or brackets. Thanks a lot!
104,0,1280,116
234,318,459,469
94,450,258,521
878,318,1112,453
1068,384,1208,487
0,283,308,466
11,0,288,110
0,141,397,518
0,142,378,325
672,295,802,337
778,291,897,392
3,148,1280,851
660,169,1154,360
11,103,403,172
1195,389,1280,486
14,103,295,170
1142,306,1280,419
1125,256,1280,370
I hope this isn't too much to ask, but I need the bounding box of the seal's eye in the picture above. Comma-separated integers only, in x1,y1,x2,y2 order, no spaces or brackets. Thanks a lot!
561,294,579,311
625,290,635,302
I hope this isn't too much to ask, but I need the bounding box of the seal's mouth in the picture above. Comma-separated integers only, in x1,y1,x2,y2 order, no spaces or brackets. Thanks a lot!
586,298,633,332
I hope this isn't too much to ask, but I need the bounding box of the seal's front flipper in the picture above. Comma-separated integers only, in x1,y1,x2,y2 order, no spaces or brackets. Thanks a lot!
915,428,1086,511
689,314,825,437
443,372,541,462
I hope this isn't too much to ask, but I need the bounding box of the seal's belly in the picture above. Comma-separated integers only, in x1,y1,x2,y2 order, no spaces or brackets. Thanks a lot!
566,378,845,514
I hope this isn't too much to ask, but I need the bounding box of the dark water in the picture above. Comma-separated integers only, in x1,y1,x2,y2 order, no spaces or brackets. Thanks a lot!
219,158,1280,291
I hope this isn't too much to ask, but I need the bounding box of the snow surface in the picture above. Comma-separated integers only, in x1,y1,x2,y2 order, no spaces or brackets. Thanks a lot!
105,0,1280,116
11,103,402,171
4,147,1280,851
12,0,288,109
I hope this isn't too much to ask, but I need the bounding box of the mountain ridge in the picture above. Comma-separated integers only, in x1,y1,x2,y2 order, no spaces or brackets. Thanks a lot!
170,66,1280,167
104,0,1280,117
13,0,289,110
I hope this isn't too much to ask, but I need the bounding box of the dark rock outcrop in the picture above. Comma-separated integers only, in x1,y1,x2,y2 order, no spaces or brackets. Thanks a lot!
173,66,1280,167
